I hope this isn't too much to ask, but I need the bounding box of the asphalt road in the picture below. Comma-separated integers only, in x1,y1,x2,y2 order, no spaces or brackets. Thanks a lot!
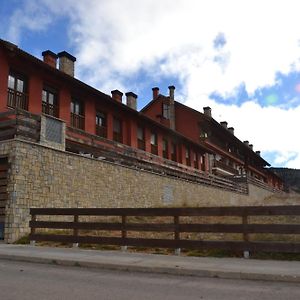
0,260,299,300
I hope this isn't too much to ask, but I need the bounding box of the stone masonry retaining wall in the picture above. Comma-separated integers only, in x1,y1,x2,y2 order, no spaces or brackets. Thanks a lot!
0,139,293,243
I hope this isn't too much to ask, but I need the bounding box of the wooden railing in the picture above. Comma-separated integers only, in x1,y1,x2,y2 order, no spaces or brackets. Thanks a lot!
29,206,300,254
213,159,239,175
0,109,40,142
42,102,59,118
7,88,29,110
71,113,85,130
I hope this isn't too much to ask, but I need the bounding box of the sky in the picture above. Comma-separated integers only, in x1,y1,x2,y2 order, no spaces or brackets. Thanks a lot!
1,0,300,168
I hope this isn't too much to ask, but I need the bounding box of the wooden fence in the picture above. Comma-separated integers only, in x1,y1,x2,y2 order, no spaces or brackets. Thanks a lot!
29,206,300,254
0,109,40,142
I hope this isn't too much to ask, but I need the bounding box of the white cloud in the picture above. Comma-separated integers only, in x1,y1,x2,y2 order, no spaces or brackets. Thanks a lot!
4,0,300,167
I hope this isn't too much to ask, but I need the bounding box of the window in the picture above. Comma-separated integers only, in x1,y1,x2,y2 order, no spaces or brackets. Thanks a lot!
162,138,168,159
7,71,28,110
137,126,145,150
150,132,158,155
42,86,58,117
162,103,170,119
71,99,84,129
96,111,107,138
185,147,191,166
171,142,177,162
113,117,122,142
193,152,199,169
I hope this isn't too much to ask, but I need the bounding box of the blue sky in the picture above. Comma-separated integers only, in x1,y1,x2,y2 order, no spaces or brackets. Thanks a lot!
1,0,300,168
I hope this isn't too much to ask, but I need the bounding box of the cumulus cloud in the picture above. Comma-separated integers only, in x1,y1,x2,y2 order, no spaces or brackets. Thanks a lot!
4,0,300,167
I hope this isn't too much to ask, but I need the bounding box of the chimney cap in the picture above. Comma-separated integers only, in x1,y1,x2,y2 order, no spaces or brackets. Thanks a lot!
152,87,159,91
42,50,58,58
111,89,123,97
57,51,76,62
125,92,138,98
168,85,176,90
220,121,228,127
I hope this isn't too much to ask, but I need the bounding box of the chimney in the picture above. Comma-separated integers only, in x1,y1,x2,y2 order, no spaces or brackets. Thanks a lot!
57,51,76,77
42,50,58,68
249,144,253,150
243,140,249,147
220,121,228,129
152,87,159,100
111,90,123,102
125,92,137,110
168,85,176,130
228,127,234,135
168,85,175,100
203,107,212,117
256,151,261,156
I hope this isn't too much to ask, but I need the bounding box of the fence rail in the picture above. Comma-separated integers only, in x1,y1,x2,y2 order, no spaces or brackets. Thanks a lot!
0,109,41,142
29,206,300,254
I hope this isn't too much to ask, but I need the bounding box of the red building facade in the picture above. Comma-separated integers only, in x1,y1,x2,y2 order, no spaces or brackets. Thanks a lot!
0,39,283,190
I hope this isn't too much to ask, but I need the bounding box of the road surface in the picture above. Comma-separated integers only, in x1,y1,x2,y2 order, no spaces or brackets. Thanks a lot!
0,260,299,300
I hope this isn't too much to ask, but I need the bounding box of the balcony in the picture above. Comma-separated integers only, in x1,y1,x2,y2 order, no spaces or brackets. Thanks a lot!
96,125,107,138
71,113,85,130
212,159,239,176
7,88,28,110
42,102,59,118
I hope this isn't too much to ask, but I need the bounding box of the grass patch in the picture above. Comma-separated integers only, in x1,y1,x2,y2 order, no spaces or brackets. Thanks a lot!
14,235,30,245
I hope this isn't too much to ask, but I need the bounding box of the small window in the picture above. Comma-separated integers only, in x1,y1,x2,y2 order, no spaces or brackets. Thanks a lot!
113,117,122,142
137,126,145,150
42,86,58,117
7,71,28,110
193,152,199,169
162,138,168,159
171,142,177,162
150,132,158,155
96,111,107,138
185,147,191,166
71,99,84,129
162,103,170,119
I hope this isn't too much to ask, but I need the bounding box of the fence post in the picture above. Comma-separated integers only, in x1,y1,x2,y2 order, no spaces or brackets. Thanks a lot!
174,215,181,255
30,213,36,246
73,214,79,248
121,215,127,252
242,214,250,258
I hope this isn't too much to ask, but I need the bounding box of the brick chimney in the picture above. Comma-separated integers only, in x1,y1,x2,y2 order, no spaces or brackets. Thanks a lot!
249,144,253,150
111,90,123,102
220,121,228,129
152,87,159,100
255,151,261,156
168,85,176,130
243,140,249,147
42,50,58,68
57,51,76,77
203,107,212,117
125,92,137,110
228,127,234,135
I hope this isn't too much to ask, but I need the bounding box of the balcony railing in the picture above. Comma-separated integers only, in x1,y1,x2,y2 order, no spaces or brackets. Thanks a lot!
137,139,145,151
7,88,29,110
71,113,85,130
151,144,158,155
42,102,59,118
213,159,239,175
96,125,107,138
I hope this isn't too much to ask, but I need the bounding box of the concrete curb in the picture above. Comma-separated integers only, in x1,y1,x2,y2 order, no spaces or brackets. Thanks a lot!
0,250,299,283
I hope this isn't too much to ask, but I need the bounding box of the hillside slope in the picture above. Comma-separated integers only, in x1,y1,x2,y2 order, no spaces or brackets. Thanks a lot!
270,168,300,193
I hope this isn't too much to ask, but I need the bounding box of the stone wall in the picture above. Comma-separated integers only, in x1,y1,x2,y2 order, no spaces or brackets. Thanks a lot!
0,139,292,243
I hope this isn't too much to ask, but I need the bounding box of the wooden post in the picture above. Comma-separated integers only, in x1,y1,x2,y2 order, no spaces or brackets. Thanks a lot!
242,214,250,258
30,213,36,246
73,214,79,248
121,215,127,252
174,215,181,255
